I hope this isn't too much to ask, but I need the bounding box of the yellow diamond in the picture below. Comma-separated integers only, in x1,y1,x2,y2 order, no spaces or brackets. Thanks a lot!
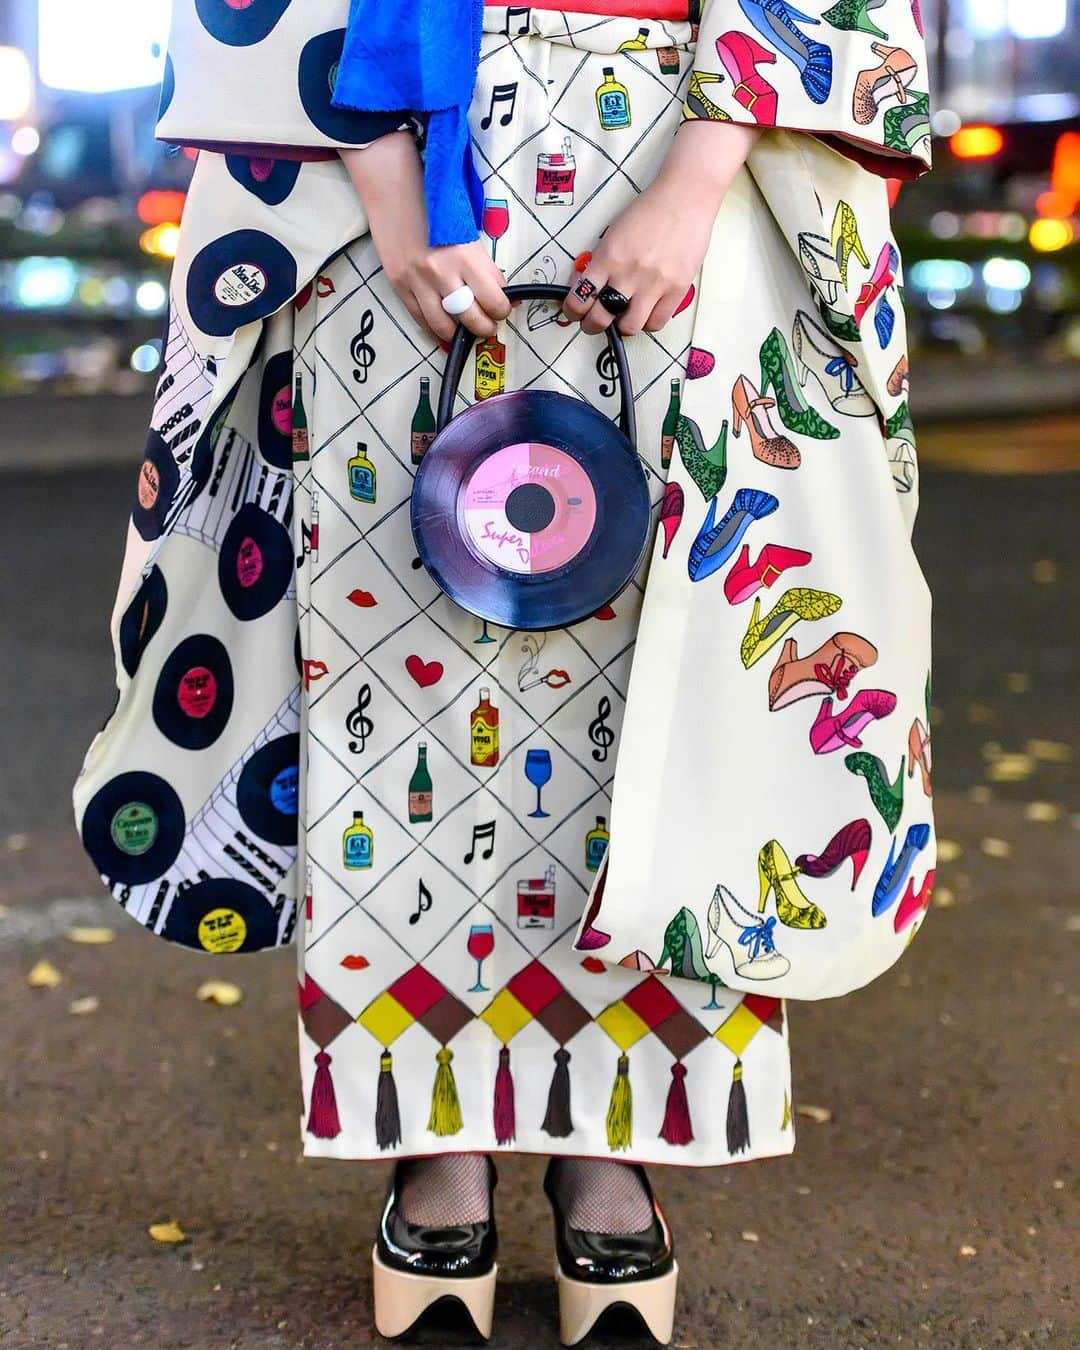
480,989,532,1045
714,1001,761,1057
596,1001,650,1051
357,991,413,1047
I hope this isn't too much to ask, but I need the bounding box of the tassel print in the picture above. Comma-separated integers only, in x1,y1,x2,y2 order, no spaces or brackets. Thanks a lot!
307,1049,341,1139
726,1057,751,1155
493,1045,516,1145
606,1052,633,1151
428,1046,464,1136
375,1050,402,1150
659,1061,694,1146
542,1047,574,1138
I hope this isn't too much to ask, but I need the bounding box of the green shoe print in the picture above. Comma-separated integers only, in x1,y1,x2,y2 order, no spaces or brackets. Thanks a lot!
658,907,715,982
884,91,931,156
759,328,840,440
822,0,888,39
816,296,861,344
676,413,728,501
845,750,905,832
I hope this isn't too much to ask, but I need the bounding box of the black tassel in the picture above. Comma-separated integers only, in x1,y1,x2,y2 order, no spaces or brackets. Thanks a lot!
541,1047,573,1138
726,1057,750,1155
375,1050,402,1150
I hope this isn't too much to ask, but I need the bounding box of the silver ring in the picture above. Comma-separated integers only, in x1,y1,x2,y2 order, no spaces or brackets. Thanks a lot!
440,284,475,317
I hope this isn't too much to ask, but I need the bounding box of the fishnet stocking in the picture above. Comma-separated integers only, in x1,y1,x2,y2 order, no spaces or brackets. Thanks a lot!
397,1153,491,1226
550,1157,653,1235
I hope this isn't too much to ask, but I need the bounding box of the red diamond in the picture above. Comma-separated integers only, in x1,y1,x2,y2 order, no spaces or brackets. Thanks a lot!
507,960,562,1015
388,965,446,1019
623,975,681,1028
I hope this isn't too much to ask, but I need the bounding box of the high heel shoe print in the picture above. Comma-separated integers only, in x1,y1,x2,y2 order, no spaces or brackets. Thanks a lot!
894,866,934,933
759,327,839,439
706,883,791,981
810,688,897,753
757,838,827,929
688,487,779,583
715,31,779,125
686,69,732,122
822,0,888,39
791,310,876,416
768,630,877,709
854,242,898,328
872,822,931,916
884,88,931,156
798,232,844,305
845,750,905,832
738,0,833,104
795,817,872,889
658,906,713,982
887,354,909,397
740,586,842,669
724,541,812,605
675,411,728,500
852,43,918,125
907,716,932,795
731,373,801,469
831,200,870,289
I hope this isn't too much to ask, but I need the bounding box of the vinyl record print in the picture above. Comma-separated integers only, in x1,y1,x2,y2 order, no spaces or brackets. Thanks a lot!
161,877,281,953
152,633,235,749
257,350,295,469
298,30,408,144
186,229,297,338
219,501,293,620
193,0,292,47
119,565,168,678
131,429,181,542
226,155,302,207
81,770,186,885
412,389,651,630
158,52,175,119
236,732,300,845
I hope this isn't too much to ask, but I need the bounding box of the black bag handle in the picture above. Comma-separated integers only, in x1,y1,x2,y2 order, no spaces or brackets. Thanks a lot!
436,283,636,449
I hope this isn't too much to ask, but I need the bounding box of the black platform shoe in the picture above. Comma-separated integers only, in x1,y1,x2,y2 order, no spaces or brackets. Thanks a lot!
372,1156,498,1340
543,1160,679,1346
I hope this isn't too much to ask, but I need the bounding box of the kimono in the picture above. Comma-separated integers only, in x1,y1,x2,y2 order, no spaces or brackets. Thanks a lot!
72,1,935,1166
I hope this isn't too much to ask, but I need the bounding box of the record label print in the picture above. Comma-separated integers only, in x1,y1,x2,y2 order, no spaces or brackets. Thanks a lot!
152,633,235,749
219,501,294,620
186,230,297,337
161,877,280,953
119,565,168,678
193,0,292,47
257,350,295,469
236,732,300,846
81,770,186,885
131,430,181,542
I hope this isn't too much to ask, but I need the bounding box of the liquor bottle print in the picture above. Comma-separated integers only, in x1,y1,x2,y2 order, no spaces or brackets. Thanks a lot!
408,741,433,823
348,441,377,504
310,490,320,563
535,137,577,206
475,335,506,401
586,816,610,872
657,43,681,76
596,67,631,130
291,371,309,462
470,687,499,767
342,810,374,869
410,378,437,466
617,26,649,52
661,379,682,471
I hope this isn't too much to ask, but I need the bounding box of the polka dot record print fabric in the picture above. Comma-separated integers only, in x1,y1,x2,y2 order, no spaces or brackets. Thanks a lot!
73,2,934,1164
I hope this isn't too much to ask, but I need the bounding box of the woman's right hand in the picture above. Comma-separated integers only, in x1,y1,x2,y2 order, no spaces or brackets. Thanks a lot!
341,132,510,345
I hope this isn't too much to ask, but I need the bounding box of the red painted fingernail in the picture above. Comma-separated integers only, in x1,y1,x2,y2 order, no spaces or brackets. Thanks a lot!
573,251,593,274
437,339,451,353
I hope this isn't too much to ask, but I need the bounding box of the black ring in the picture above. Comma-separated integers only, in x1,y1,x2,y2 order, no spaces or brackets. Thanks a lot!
573,277,598,303
597,285,631,317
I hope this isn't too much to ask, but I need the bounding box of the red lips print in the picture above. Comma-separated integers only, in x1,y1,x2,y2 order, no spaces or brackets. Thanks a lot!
593,604,616,621
405,655,443,688
340,954,370,970
347,588,377,607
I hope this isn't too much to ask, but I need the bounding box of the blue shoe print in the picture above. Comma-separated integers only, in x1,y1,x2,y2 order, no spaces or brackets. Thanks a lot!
738,0,834,104
874,291,896,348
871,822,931,916
688,487,779,583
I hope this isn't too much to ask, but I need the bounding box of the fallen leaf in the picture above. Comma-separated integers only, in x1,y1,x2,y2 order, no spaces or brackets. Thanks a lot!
936,838,963,862
148,1220,188,1244
68,996,99,1015
796,1104,832,1124
932,887,956,908
969,786,993,804
980,740,1003,761
5,832,29,852
65,926,116,945
1026,738,1072,764
965,702,995,725
1064,915,1080,932
1004,672,1031,694
1030,559,1058,584
985,752,1036,783
340,954,370,970
741,1230,759,1243
196,980,243,1006
959,1244,977,1257
1024,801,1062,823
27,959,62,988
980,837,1012,859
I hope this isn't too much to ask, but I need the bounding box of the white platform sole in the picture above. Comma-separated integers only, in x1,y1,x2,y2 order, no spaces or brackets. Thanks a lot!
554,1259,679,1346
371,1245,497,1340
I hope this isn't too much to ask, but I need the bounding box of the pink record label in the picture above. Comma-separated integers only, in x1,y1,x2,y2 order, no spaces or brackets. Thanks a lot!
460,442,597,575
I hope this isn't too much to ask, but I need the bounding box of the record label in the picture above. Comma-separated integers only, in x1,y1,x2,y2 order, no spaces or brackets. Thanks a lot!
109,802,159,856
82,771,186,884
197,907,248,954
461,442,597,575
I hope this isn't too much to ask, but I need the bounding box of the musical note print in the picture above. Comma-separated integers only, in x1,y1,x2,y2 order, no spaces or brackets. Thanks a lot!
596,346,618,399
408,878,433,926
589,696,615,763
346,683,374,753
295,517,313,568
480,82,519,130
503,5,530,36
350,310,376,384
464,820,496,864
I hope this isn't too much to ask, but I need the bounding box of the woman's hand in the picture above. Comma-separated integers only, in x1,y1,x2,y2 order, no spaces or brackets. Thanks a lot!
563,121,761,337
341,132,510,344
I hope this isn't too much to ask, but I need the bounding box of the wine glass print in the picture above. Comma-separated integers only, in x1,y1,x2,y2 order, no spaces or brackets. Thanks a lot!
524,748,552,818
483,197,509,262
467,923,495,993
475,618,495,645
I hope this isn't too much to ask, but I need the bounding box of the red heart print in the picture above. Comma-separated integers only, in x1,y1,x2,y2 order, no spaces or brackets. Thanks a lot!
580,956,607,973
405,655,443,688
347,588,377,607
593,604,616,621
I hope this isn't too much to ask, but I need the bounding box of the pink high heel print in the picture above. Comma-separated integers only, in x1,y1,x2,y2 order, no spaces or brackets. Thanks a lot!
854,242,897,326
795,817,872,889
809,688,897,753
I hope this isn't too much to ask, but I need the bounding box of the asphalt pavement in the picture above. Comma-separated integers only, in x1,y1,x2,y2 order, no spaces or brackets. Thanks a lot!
0,416,1076,1348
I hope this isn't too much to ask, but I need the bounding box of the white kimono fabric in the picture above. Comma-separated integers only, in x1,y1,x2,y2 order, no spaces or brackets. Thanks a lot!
72,2,935,1166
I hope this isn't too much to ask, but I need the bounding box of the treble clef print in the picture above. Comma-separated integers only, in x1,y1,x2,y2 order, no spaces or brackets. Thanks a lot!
346,683,374,753
350,310,376,384
596,346,618,399
588,696,615,763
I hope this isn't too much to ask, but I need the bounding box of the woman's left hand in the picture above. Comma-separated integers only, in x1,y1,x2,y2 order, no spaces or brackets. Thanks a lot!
562,121,761,337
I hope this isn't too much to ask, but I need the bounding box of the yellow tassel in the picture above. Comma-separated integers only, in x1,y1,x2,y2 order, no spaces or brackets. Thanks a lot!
427,1046,463,1136
605,1052,633,1151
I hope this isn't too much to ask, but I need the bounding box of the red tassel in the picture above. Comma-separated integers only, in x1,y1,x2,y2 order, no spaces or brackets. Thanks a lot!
659,1061,694,1146
493,1045,516,1145
307,1049,341,1139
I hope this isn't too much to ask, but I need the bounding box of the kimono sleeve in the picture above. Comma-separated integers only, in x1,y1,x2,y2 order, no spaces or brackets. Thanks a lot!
155,0,407,151
686,0,932,179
